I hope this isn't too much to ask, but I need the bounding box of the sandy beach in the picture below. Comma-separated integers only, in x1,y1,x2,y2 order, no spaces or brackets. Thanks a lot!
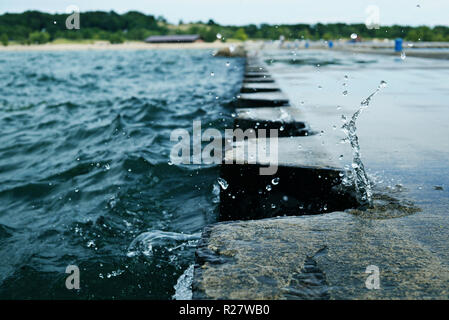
0,40,233,52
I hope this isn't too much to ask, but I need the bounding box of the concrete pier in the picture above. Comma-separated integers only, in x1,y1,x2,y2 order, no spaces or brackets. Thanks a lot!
193,212,449,299
237,92,289,107
243,77,275,83
234,107,309,137
244,72,272,78
192,50,360,299
241,83,280,93
191,45,449,301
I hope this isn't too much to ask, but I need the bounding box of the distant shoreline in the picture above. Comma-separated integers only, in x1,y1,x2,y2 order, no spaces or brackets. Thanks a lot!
0,41,232,52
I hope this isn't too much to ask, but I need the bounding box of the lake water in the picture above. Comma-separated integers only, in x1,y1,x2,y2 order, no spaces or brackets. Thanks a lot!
0,49,244,299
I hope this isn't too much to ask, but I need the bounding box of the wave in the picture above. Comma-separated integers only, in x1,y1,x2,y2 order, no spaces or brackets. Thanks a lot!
127,230,201,258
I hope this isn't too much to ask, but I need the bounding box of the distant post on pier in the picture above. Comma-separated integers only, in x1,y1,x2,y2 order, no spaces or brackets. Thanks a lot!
328,40,334,48
395,38,403,52
305,41,309,49
279,35,285,48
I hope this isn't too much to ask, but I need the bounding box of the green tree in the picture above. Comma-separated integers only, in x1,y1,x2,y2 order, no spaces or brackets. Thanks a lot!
28,31,50,44
298,29,311,40
322,32,333,40
0,33,8,46
109,32,125,44
200,28,217,42
234,28,248,41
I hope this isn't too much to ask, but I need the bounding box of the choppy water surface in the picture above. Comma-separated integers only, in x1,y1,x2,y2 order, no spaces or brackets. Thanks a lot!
0,49,243,299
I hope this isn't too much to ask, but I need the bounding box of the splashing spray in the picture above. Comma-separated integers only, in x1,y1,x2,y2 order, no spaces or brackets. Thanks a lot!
341,80,387,207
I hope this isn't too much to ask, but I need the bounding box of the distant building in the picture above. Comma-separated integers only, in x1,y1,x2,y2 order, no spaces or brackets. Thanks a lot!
145,34,203,43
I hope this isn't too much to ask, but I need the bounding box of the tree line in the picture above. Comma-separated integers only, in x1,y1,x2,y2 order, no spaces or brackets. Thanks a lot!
1,10,448,45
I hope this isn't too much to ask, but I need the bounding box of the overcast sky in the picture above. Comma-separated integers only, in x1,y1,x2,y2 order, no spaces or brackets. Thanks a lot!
0,0,447,26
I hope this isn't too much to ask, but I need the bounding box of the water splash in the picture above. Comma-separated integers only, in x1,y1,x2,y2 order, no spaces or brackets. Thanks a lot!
127,230,201,258
217,177,229,190
341,80,387,207
173,264,194,300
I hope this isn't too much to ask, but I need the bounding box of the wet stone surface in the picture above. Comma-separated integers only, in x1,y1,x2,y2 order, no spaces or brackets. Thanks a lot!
193,212,449,299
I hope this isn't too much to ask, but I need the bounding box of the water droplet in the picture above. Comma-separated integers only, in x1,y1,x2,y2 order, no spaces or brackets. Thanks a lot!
226,61,230,67
400,51,406,60
168,160,173,166
53,21,57,24
342,90,348,96
297,144,302,149
379,80,387,88
271,203,276,209
339,155,344,160
210,72,215,77
344,75,349,80
271,177,280,185
87,240,95,248
266,185,272,191
216,33,222,40
217,177,228,190
282,195,288,201
350,33,357,40
279,126,284,131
